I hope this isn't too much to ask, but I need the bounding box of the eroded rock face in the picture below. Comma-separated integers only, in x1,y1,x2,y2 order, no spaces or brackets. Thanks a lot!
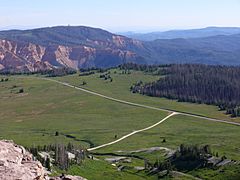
0,140,86,180
0,37,146,73
0,26,148,72
0,39,52,72
0,140,47,180
0,38,143,72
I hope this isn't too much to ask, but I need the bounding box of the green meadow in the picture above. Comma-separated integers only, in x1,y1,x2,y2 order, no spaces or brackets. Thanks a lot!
96,114,240,161
0,69,239,179
0,75,167,147
55,70,240,123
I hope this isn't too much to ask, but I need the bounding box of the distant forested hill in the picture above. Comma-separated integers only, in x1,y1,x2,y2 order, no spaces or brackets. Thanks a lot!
122,27,240,41
146,34,240,65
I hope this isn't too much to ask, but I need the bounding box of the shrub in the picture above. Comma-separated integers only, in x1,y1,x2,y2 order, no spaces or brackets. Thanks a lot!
18,88,24,93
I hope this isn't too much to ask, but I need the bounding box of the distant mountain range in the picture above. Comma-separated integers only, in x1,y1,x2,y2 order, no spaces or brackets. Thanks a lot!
120,27,240,41
0,26,240,72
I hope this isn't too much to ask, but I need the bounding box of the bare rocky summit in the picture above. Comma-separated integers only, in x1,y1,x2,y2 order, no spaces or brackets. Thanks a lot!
0,140,85,180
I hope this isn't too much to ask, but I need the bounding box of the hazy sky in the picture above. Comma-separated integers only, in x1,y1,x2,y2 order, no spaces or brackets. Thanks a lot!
0,0,240,32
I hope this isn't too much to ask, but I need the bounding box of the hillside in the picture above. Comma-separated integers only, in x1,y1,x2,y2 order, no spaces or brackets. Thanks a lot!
146,34,240,65
1,26,240,72
0,26,146,72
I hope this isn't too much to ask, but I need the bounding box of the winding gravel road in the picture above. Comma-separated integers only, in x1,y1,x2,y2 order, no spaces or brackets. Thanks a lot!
88,112,178,151
41,78,240,151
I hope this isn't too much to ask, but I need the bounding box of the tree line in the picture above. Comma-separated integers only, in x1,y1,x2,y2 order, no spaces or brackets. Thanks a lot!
131,64,240,117
119,62,169,75
0,67,77,77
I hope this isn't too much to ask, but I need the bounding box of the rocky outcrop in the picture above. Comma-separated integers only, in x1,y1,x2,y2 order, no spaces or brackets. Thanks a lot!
0,140,47,180
0,63,4,70
51,175,86,180
0,140,86,180
0,39,52,72
0,38,143,72
0,26,146,72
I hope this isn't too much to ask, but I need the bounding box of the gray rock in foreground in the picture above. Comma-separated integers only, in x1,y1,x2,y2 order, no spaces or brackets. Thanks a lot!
0,140,86,180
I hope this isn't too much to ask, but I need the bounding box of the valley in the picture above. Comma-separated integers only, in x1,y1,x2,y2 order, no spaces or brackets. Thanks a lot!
1,1,240,179
0,68,239,179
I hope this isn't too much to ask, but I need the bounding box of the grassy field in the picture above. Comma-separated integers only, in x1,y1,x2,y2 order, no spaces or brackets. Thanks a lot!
0,75,167,148
95,114,240,160
55,69,240,123
0,70,240,179
55,159,153,180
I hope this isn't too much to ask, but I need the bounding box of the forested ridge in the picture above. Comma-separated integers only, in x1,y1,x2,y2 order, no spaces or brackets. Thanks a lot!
129,63,240,117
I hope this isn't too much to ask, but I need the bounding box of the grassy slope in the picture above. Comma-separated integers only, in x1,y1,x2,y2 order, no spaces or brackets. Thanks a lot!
1,71,240,179
55,69,240,123
0,75,167,148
